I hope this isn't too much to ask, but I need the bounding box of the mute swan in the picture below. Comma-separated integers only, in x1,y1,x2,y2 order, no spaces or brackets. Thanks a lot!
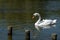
32,13,57,31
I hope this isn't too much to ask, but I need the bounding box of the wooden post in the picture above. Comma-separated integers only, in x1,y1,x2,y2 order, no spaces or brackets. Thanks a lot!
25,30,30,40
8,26,12,40
51,33,57,40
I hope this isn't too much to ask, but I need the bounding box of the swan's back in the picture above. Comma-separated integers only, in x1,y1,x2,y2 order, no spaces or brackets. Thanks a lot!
42,19,57,23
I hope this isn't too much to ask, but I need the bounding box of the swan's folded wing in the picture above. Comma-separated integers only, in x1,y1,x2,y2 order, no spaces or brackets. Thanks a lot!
38,21,44,24
38,20,52,26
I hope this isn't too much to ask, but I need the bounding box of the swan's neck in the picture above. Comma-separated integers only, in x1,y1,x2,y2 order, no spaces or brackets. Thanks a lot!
36,15,41,24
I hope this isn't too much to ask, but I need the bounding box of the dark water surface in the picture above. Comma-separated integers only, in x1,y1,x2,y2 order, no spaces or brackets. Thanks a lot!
0,1,60,40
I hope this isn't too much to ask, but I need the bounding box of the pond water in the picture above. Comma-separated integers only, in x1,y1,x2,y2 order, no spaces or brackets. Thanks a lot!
0,1,60,40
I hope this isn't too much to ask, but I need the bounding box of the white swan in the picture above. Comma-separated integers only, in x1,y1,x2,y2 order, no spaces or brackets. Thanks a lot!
32,13,57,31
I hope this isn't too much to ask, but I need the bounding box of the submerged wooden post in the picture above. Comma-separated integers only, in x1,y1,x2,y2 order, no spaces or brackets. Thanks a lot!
8,26,12,40
51,33,57,40
25,30,30,40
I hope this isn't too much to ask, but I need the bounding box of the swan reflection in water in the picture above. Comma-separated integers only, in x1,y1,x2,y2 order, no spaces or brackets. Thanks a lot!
40,24,56,29
32,24,56,39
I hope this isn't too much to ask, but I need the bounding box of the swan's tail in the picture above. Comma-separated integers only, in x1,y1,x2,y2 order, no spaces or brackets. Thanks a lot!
52,19,57,24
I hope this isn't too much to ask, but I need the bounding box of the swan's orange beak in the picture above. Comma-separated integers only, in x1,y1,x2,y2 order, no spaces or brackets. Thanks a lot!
32,16,35,19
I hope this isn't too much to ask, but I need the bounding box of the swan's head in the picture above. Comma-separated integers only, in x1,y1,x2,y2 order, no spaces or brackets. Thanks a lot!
32,13,40,19
33,13,40,16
